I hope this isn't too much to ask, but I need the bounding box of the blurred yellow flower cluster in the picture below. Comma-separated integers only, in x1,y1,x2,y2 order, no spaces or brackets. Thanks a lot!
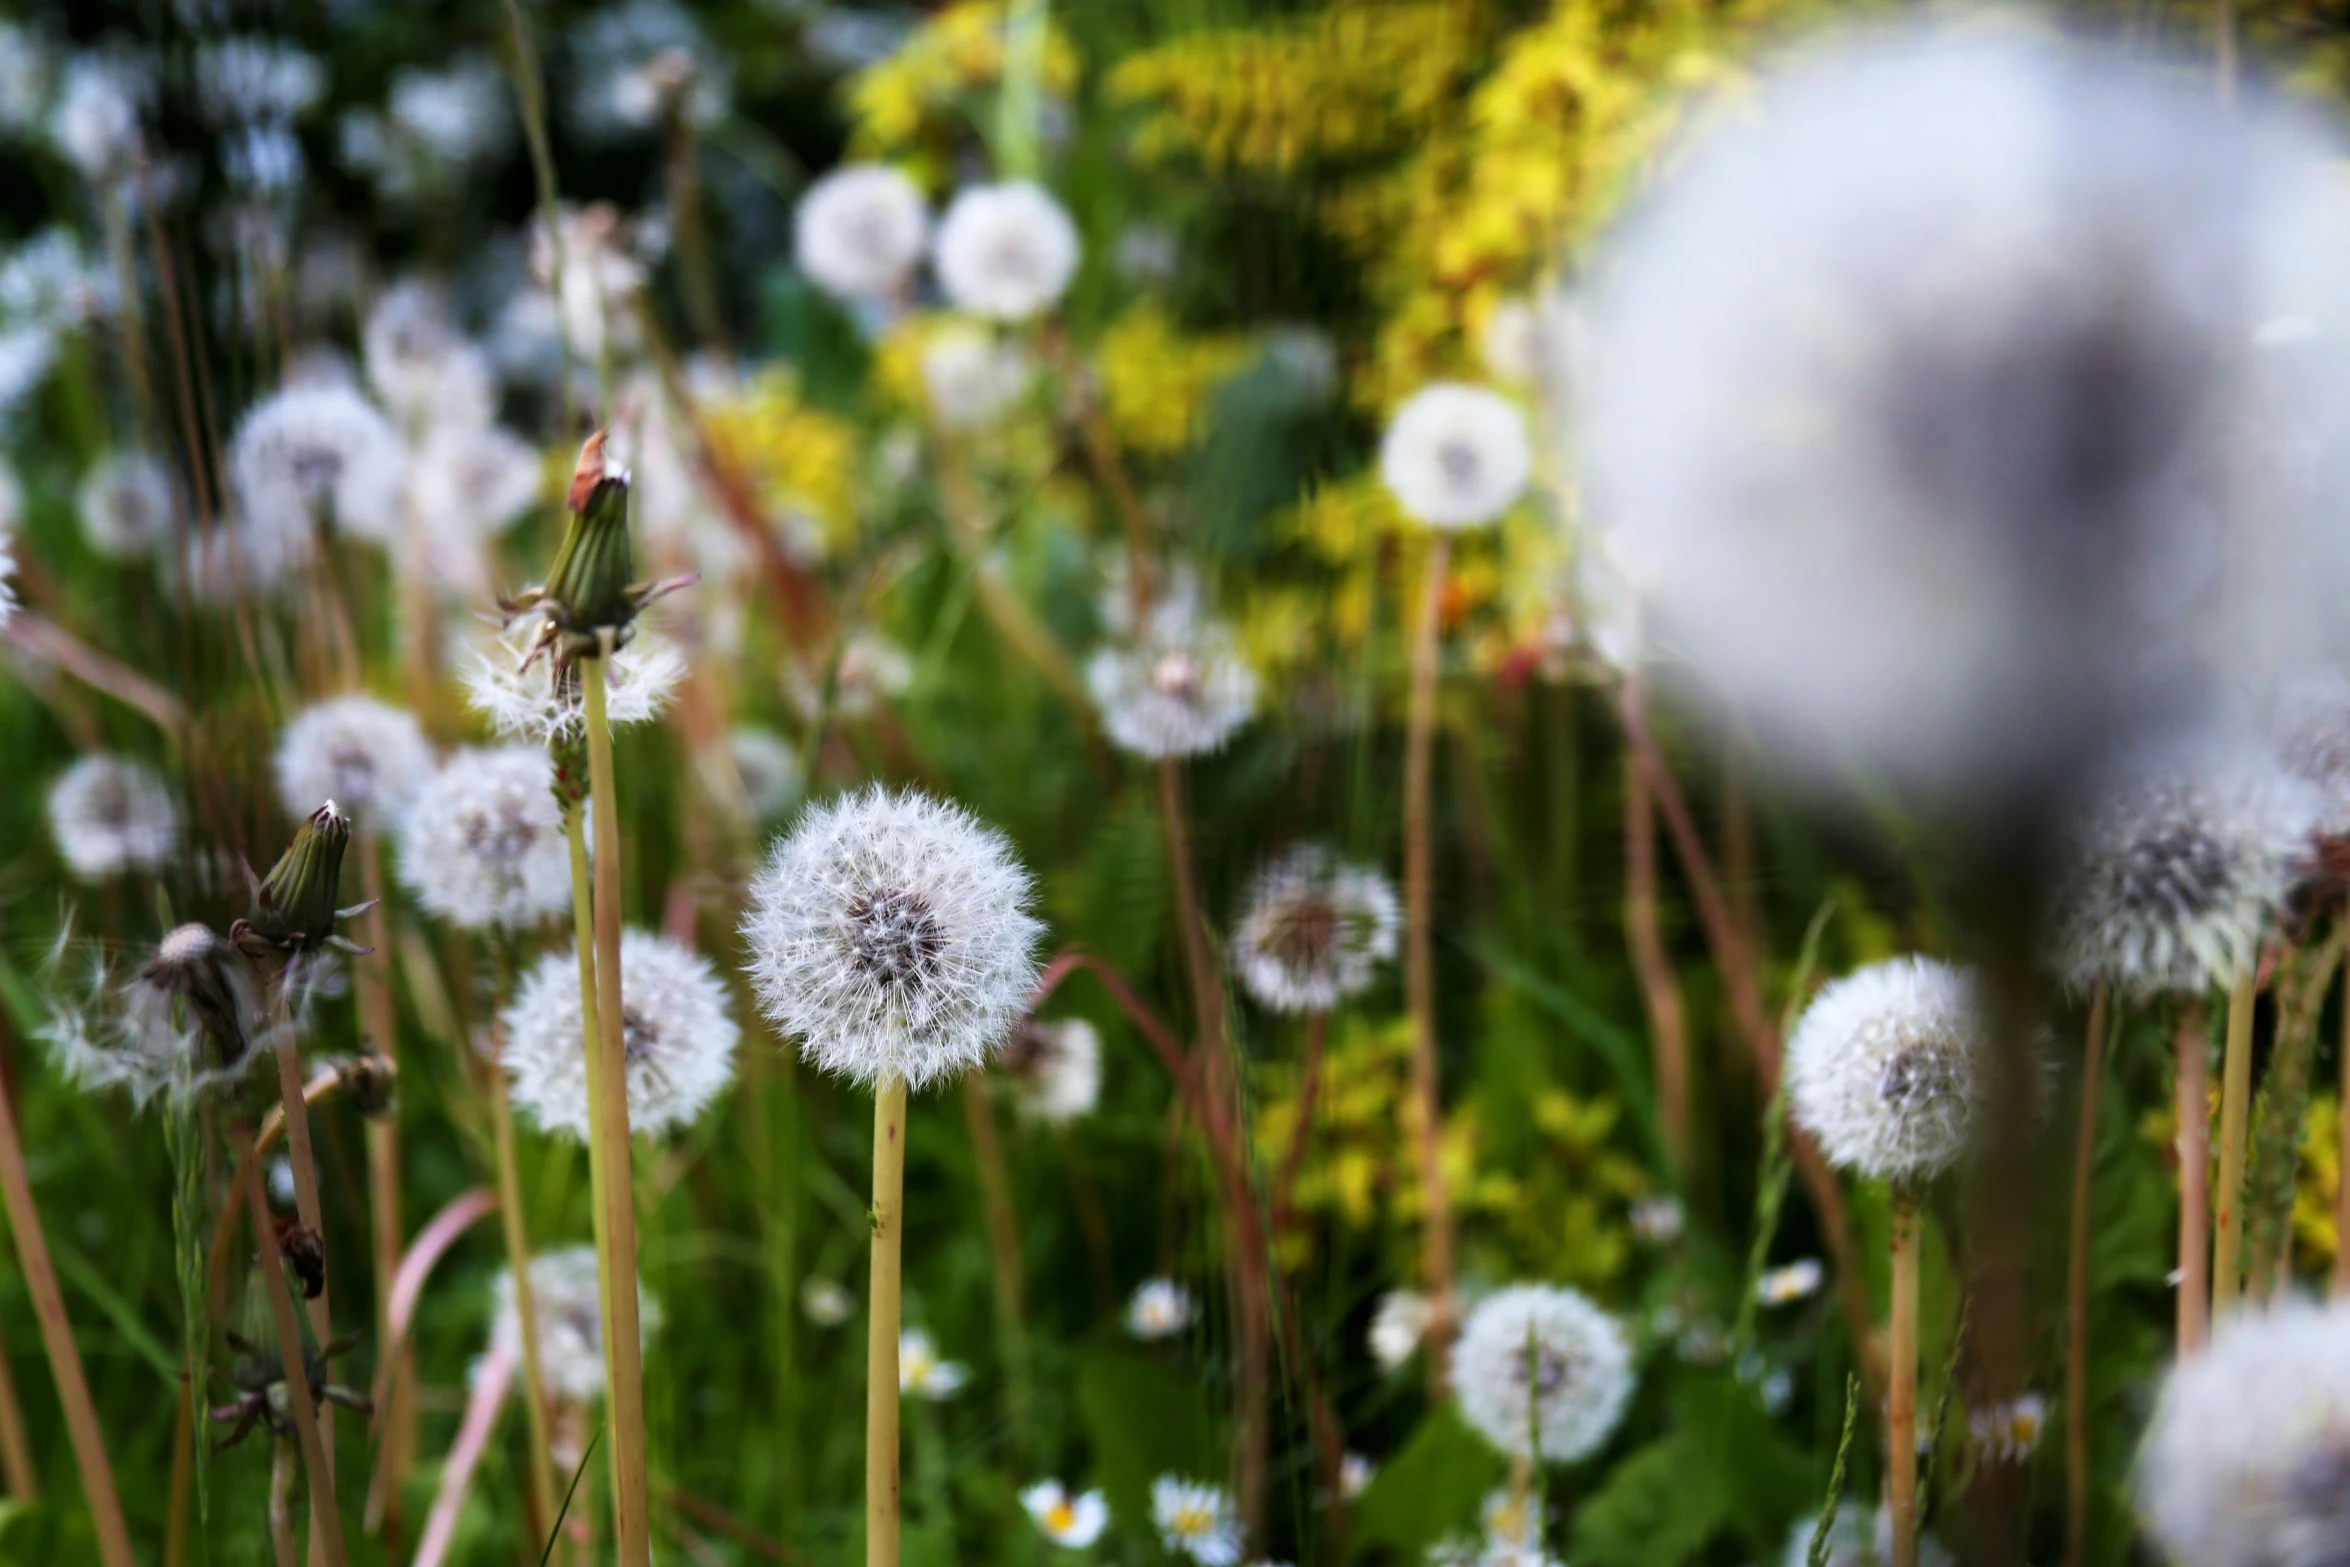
699,371,861,554
847,0,1080,179
1096,304,1250,458
2296,1094,2342,1272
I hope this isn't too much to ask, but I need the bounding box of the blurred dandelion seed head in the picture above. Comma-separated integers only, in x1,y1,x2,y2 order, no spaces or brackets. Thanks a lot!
728,727,804,822
933,181,1080,322
503,929,739,1139
77,450,173,560
1370,1289,1433,1373
918,325,1031,431
229,381,405,548
1379,382,1531,531
492,1246,661,1404
1786,956,1999,1184
795,164,930,304
1000,1017,1100,1124
1126,1278,1194,1340
1087,613,1258,760
47,753,178,882
274,695,431,823
799,1277,853,1326
399,747,571,932
1231,844,1399,1014
1452,1284,1634,1464
2271,672,2350,840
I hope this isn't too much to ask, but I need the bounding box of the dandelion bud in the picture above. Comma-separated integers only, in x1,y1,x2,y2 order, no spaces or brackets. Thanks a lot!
239,800,357,958
545,431,638,637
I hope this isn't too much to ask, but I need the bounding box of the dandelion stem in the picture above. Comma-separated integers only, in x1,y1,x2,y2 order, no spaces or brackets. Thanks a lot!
489,1054,562,1543
1271,1010,1328,1238
268,1013,338,1506
960,1074,1033,1454
1888,1188,1921,1567
582,649,653,1567
354,828,414,1543
2175,998,2212,1356
1404,533,1459,1385
1620,677,1689,1173
867,1074,909,1567
269,1439,300,1567
2063,985,2109,1567
2212,968,2258,1322
0,1291,32,1499
239,1127,349,1567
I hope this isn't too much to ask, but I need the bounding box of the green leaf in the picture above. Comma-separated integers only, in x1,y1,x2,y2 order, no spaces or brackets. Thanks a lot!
1573,1374,1814,1567
1074,1346,1218,1538
1347,1405,1508,1563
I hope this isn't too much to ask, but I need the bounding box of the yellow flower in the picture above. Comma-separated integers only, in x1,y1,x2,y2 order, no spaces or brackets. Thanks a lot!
1096,304,1249,457
699,372,860,556
847,2,1080,175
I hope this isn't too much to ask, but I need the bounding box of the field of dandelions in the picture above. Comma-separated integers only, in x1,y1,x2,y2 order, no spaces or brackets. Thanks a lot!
15,1,2350,1565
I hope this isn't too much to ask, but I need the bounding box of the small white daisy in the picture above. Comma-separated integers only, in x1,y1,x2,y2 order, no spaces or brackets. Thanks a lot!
1086,614,1258,760
1230,844,1399,1014
1000,1018,1102,1124
1969,1392,2046,1465
1126,1278,1194,1341
1756,1258,1825,1308
397,747,572,932
1339,1452,1374,1499
228,382,406,549
502,929,740,1139
1378,383,1530,531
47,753,178,881
1369,1289,1433,1373
898,1328,966,1399
1021,1480,1109,1549
799,1278,853,1326
1451,1284,1635,1464
463,631,685,745
795,164,930,304
933,181,1081,322
77,451,174,560
1786,956,1999,1186
1151,1475,1242,1567
491,1246,662,1404
273,695,432,824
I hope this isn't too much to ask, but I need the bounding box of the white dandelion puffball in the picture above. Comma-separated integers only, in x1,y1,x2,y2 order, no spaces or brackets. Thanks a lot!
2137,1296,2350,1567
274,695,432,823
933,181,1081,322
502,929,740,1139
78,451,174,559
1369,1289,1433,1372
899,1328,968,1399
2044,731,2321,999
920,325,1031,431
1378,383,1531,531
407,421,545,593
786,632,913,723
1086,615,1259,760
1786,956,1995,1185
1000,1017,1101,1124
51,57,142,181
1232,844,1400,1014
1581,25,2350,796
1152,1476,1243,1567
743,786,1043,1093
48,754,178,881
800,1277,853,1326
1126,1278,1194,1340
1781,1505,1954,1567
398,747,571,931
1021,1481,1109,1549
2274,671,2350,838
229,382,406,547
1452,1284,1635,1464
729,727,804,821
796,164,930,303
464,632,685,744
362,281,495,432
41,923,266,1107
491,1247,661,1404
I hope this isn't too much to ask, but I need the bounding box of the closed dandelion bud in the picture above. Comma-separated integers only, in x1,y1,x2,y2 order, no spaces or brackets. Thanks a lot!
502,431,692,672
1451,1284,1635,1464
238,800,360,959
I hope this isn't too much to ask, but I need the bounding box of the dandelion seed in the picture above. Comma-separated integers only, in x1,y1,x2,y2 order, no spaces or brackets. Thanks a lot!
795,164,929,304
47,753,177,882
40,923,265,1107
1787,956,2003,1186
1969,1392,2046,1465
999,1018,1101,1124
1151,1475,1243,1567
743,785,1043,1093
933,181,1081,322
398,747,572,932
898,1328,966,1399
799,1278,853,1327
1021,1480,1109,1548
491,1247,662,1404
1452,1284,1634,1464
228,382,405,549
1378,383,1530,531
502,929,740,1139
1086,614,1258,760
274,695,432,824
464,632,685,745
77,451,173,560
1369,1289,1433,1373
2044,731,2320,999
1126,1278,1193,1341
1756,1258,1824,1308
1231,844,1399,1014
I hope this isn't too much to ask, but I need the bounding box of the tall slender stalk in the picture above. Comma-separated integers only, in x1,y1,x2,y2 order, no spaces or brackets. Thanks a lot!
238,1129,348,1567
1403,534,1458,1385
2212,969,2258,1321
868,1075,909,1567
2063,986,2109,1567
488,1057,561,1540
2175,1000,2212,1357
268,1018,337,1469
354,830,412,1540
961,1075,1032,1452
268,1441,300,1567
0,1312,35,1500
1620,678,1688,1172
0,1055,133,1567
1887,1189,1920,1567
1271,1011,1328,1237
582,650,653,1567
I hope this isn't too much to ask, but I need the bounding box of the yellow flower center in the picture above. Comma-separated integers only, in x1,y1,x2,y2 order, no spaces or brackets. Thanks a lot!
1174,1505,1212,1537
1047,1502,1075,1533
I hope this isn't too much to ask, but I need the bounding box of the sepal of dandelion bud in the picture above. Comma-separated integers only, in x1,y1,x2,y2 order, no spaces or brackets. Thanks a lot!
505,430,694,671
234,800,362,962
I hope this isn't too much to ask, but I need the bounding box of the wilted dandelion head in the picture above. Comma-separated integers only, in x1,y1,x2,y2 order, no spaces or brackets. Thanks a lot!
729,727,804,822
1378,383,1531,531
502,929,740,1139
274,695,431,822
1581,25,2350,797
464,630,684,745
42,923,266,1107
795,164,929,304
743,786,1043,1093
1125,1278,1193,1340
77,451,174,560
2044,731,2320,998
491,1246,661,1404
1781,1505,1954,1567
1021,1481,1109,1549
1151,1475,1243,1567
398,747,571,931
229,381,404,548
999,1017,1100,1124
1086,614,1259,761
1231,844,1399,1014
1452,1284,1634,1464
47,753,177,881
2136,1296,2350,1567
1786,956,1996,1185
933,181,1081,322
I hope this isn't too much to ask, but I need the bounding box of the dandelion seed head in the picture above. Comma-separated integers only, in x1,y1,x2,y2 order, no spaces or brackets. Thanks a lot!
387,57,510,169
1379,383,1531,530
1126,1278,1193,1340
743,786,1043,1094
274,695,431,823
51,56,143,180
229,382,405,548
1231,844,1399,1014
571,0,728,138
1787,956,1998,1184
795,165,929,304
1452,1284,1634,1464
47,754,177,881
919,326,1030,431
77,451,174,559
398,747,571,932
1152,1476,1243,1567
933,182,1081,322
1086,614,1258,760
491,1246,661,1404
1021,1481,1110,1548
362,282,496,433
785,633,913,724
193,37,323,128
1000,1017,1100,1124
800,1277,853,1326
2272,672,2350,840
503,929,740,1139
